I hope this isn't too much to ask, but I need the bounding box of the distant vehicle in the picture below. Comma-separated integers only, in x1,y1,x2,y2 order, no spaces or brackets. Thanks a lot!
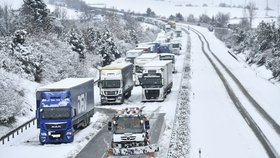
165,24,171,32
208,25,214,32
125,49,144,64
134,53,160,86
158,43,173,54
107,107,159,156
171,42,182,55
98,62,134,105
168,20,176,29
137,42,161,53
175,30,182,37
36,78,95,144
159,53,176,73
141,60,173,101
135,45,153,53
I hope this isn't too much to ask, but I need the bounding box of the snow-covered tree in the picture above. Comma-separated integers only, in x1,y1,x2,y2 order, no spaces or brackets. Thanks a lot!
0,69,24,125
187,14,196,23
246,1,257,28
69,30,85,61
146,8,156,17
199,14,211,23
214,12,230,27
20,0,53,33
175,13,184,21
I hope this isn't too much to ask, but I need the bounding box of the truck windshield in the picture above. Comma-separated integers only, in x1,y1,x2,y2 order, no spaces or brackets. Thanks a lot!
172,43,180,48
142,73,162,87
158,46,171,53
114,117,144,134
102,80,121,88
41,107,70,120
125,57,134,64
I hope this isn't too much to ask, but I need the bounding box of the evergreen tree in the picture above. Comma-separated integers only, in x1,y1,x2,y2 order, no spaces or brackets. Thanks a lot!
98,31,120,66
175,13,184,21
69,30,85,61
199,14,211,23
20,0,53,33
5,30,44,82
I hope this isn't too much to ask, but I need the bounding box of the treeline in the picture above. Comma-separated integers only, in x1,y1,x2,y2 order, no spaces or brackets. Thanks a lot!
186,12,230,27
0,0,159,124
215,21,280,80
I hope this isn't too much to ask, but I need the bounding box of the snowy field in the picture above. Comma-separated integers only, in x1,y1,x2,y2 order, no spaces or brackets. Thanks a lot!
85,0,279,20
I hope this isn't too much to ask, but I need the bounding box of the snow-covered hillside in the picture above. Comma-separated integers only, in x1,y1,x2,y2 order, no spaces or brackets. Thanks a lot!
85,0,279,18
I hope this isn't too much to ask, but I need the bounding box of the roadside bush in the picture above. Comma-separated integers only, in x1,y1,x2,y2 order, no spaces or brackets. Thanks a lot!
0,69,24,125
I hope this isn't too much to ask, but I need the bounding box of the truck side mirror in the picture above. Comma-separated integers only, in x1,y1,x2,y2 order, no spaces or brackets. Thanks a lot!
72,109,77,117
108,121,112,131
145,120,150,130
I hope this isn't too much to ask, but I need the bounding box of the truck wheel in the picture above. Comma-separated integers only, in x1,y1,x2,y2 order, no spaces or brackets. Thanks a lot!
167,88,171,94
84,118,90,128
40,140,45,145
126,90,131,98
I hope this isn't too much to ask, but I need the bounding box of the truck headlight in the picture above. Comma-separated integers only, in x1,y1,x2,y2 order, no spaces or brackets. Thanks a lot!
118,89,122,94
41,132,47,137
66,131,72,136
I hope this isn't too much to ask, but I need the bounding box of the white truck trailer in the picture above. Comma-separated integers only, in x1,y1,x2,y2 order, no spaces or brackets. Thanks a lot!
107,107,159,156
125,49,144,64
159,53,176,73
134,53,159,86
98,62,134,105
141,60,173,101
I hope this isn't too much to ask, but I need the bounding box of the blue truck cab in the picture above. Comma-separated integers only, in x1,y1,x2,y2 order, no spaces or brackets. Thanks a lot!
36,78,95,144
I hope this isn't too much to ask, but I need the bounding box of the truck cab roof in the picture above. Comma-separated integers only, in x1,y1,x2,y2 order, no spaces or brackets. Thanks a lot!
99,62,132,70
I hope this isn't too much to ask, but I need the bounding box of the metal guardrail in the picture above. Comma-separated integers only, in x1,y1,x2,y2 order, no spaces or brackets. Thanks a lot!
0,117,36,145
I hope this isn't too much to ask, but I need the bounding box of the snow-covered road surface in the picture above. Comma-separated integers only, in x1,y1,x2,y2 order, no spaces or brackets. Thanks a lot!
185,23,280,158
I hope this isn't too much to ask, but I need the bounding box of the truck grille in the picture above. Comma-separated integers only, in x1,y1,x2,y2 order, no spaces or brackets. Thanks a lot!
45,123,67,130
105,91,118,95
121,136,136,141
145,90,160,99
48,131,64,140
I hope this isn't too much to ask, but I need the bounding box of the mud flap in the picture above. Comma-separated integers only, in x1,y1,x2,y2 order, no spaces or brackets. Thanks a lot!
112,144,159,156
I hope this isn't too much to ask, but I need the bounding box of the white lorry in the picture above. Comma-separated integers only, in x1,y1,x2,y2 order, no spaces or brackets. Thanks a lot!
171,41,182,55
159,53,176,73
107,107,159,156
98,62,134,105
125,49,144,64
134,53,159,86
141,60,173,101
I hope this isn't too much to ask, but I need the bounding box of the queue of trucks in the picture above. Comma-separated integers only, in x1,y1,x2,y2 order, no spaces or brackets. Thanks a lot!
34,19,181,156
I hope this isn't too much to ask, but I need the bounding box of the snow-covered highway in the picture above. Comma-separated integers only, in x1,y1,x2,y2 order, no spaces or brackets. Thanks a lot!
185,23,280,158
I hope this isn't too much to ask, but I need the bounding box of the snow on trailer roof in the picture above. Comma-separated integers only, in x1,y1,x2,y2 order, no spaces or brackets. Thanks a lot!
37,78,94,91
127,49,144,53
160,53,175,57
143,60,171,67
136,53,159,59
99,61,132,70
